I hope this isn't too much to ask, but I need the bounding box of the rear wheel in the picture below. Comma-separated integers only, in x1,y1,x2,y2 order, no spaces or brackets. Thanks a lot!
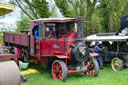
11,48,24,62
52,60,67,81
23,50,29,63
10,49,17,61
111,58,123,72
85,58,99,77
11,49,15,54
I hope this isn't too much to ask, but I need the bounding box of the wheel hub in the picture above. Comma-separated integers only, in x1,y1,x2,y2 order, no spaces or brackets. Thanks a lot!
88,66,94,70
55,69,60,74
111,58,123,72
52,60,67,81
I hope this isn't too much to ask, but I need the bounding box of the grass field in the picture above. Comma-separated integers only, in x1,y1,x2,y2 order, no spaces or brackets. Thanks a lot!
21,62,128,85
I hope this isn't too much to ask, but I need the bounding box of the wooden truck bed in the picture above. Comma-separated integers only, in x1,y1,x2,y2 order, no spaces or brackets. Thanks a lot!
3,32,29,47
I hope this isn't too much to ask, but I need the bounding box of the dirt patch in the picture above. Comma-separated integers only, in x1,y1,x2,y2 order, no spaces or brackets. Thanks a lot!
0,40,6,49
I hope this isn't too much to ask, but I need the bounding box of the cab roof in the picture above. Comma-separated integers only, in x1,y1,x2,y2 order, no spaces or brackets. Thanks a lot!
31,17,76,23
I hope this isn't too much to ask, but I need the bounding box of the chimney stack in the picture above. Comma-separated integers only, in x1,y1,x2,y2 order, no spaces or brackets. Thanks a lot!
76,16,84,44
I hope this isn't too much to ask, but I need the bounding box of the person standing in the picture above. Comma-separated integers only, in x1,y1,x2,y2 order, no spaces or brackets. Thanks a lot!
94,42,104,69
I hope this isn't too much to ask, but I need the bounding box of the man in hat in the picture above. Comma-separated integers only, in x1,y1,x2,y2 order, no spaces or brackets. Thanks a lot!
94,42,104,69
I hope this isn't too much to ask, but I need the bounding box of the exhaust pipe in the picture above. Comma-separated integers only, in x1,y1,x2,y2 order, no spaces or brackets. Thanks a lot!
76,16,84,44
71,17,90,63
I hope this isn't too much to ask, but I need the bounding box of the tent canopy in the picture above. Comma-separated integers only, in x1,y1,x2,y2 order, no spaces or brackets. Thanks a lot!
0,3,14,16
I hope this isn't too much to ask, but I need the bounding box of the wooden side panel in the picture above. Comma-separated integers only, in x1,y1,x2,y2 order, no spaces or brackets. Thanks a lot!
3,32,29,47
21,34,28,46
14,34,20,45
4,32,9,42
9,33,13,43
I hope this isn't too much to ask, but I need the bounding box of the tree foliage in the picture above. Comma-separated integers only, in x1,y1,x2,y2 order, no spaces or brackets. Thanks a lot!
98,0,128,32
54,0,128,34
9,0,128,34
54,0,74,17
54,0,98,36
11,0,51,20
54,0,88,17
50,6,59,18
9,0,51,33
16,12,31,33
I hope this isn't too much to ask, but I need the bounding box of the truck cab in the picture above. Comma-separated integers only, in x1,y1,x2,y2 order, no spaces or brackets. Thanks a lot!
30,18,77,58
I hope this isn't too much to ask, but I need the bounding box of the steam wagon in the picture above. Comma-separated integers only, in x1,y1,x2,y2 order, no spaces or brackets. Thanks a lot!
4,17,99,81
86,33,128,72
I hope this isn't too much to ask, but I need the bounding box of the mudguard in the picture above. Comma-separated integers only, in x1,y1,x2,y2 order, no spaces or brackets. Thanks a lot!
13,47,23,58
55,54,70,59
90,52,98,57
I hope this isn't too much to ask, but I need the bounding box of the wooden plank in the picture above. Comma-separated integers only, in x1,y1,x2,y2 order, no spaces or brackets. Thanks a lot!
4,32,29,47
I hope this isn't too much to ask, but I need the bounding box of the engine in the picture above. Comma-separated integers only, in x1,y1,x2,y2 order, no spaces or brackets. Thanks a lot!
71,44,90,63
70,17,90,64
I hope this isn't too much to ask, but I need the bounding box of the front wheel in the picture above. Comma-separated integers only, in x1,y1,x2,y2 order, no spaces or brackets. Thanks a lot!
85,58,99,77
52,60,67,81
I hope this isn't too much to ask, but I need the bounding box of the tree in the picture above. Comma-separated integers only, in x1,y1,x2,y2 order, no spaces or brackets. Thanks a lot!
16,12,31,33
98,0,117,32
98,0,128,32
85,0,97,35
0,24,16,40
9,0,51,33
67,0,86,16
10,0,128,35
54,0,98,19
10,0,51,20
54,0,74,17
86,0,97,21
50,6,59,18
54,0,98,35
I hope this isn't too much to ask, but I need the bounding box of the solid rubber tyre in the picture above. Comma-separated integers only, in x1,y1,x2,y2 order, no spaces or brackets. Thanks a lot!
23,50,29,63
92,58,99,76
85,58,99,77
52,60,67,81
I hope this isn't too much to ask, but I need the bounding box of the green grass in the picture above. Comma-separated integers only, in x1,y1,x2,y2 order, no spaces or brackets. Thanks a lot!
21,62,128,85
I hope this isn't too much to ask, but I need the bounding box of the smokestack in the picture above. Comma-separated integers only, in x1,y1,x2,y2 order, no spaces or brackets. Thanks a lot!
76,16,84,44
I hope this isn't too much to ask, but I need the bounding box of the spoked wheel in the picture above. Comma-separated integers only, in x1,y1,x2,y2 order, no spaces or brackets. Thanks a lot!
85,58,99,77
111,58,123,72
52,60,67,81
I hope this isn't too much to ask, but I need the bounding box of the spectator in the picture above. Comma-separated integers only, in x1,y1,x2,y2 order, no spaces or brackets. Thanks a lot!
94,42,104,69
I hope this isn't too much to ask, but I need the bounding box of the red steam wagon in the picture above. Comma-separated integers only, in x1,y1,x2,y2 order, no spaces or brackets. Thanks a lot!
3,17,99,81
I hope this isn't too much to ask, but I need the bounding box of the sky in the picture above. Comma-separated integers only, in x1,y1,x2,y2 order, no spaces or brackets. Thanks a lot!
0,0,61,27
0,0,21,30
0,0,21,23
0,0,99,25
0,7,20,24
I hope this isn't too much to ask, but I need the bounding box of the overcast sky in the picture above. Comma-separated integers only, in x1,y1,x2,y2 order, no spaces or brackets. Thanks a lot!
0,0,61,26
0,0,20,26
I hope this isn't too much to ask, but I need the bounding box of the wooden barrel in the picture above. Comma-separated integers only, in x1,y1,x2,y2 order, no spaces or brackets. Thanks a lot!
0,61,21,85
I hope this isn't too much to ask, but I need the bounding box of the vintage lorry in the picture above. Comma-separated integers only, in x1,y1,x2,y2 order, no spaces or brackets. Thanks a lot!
86,33,128,72
3,17,99,81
